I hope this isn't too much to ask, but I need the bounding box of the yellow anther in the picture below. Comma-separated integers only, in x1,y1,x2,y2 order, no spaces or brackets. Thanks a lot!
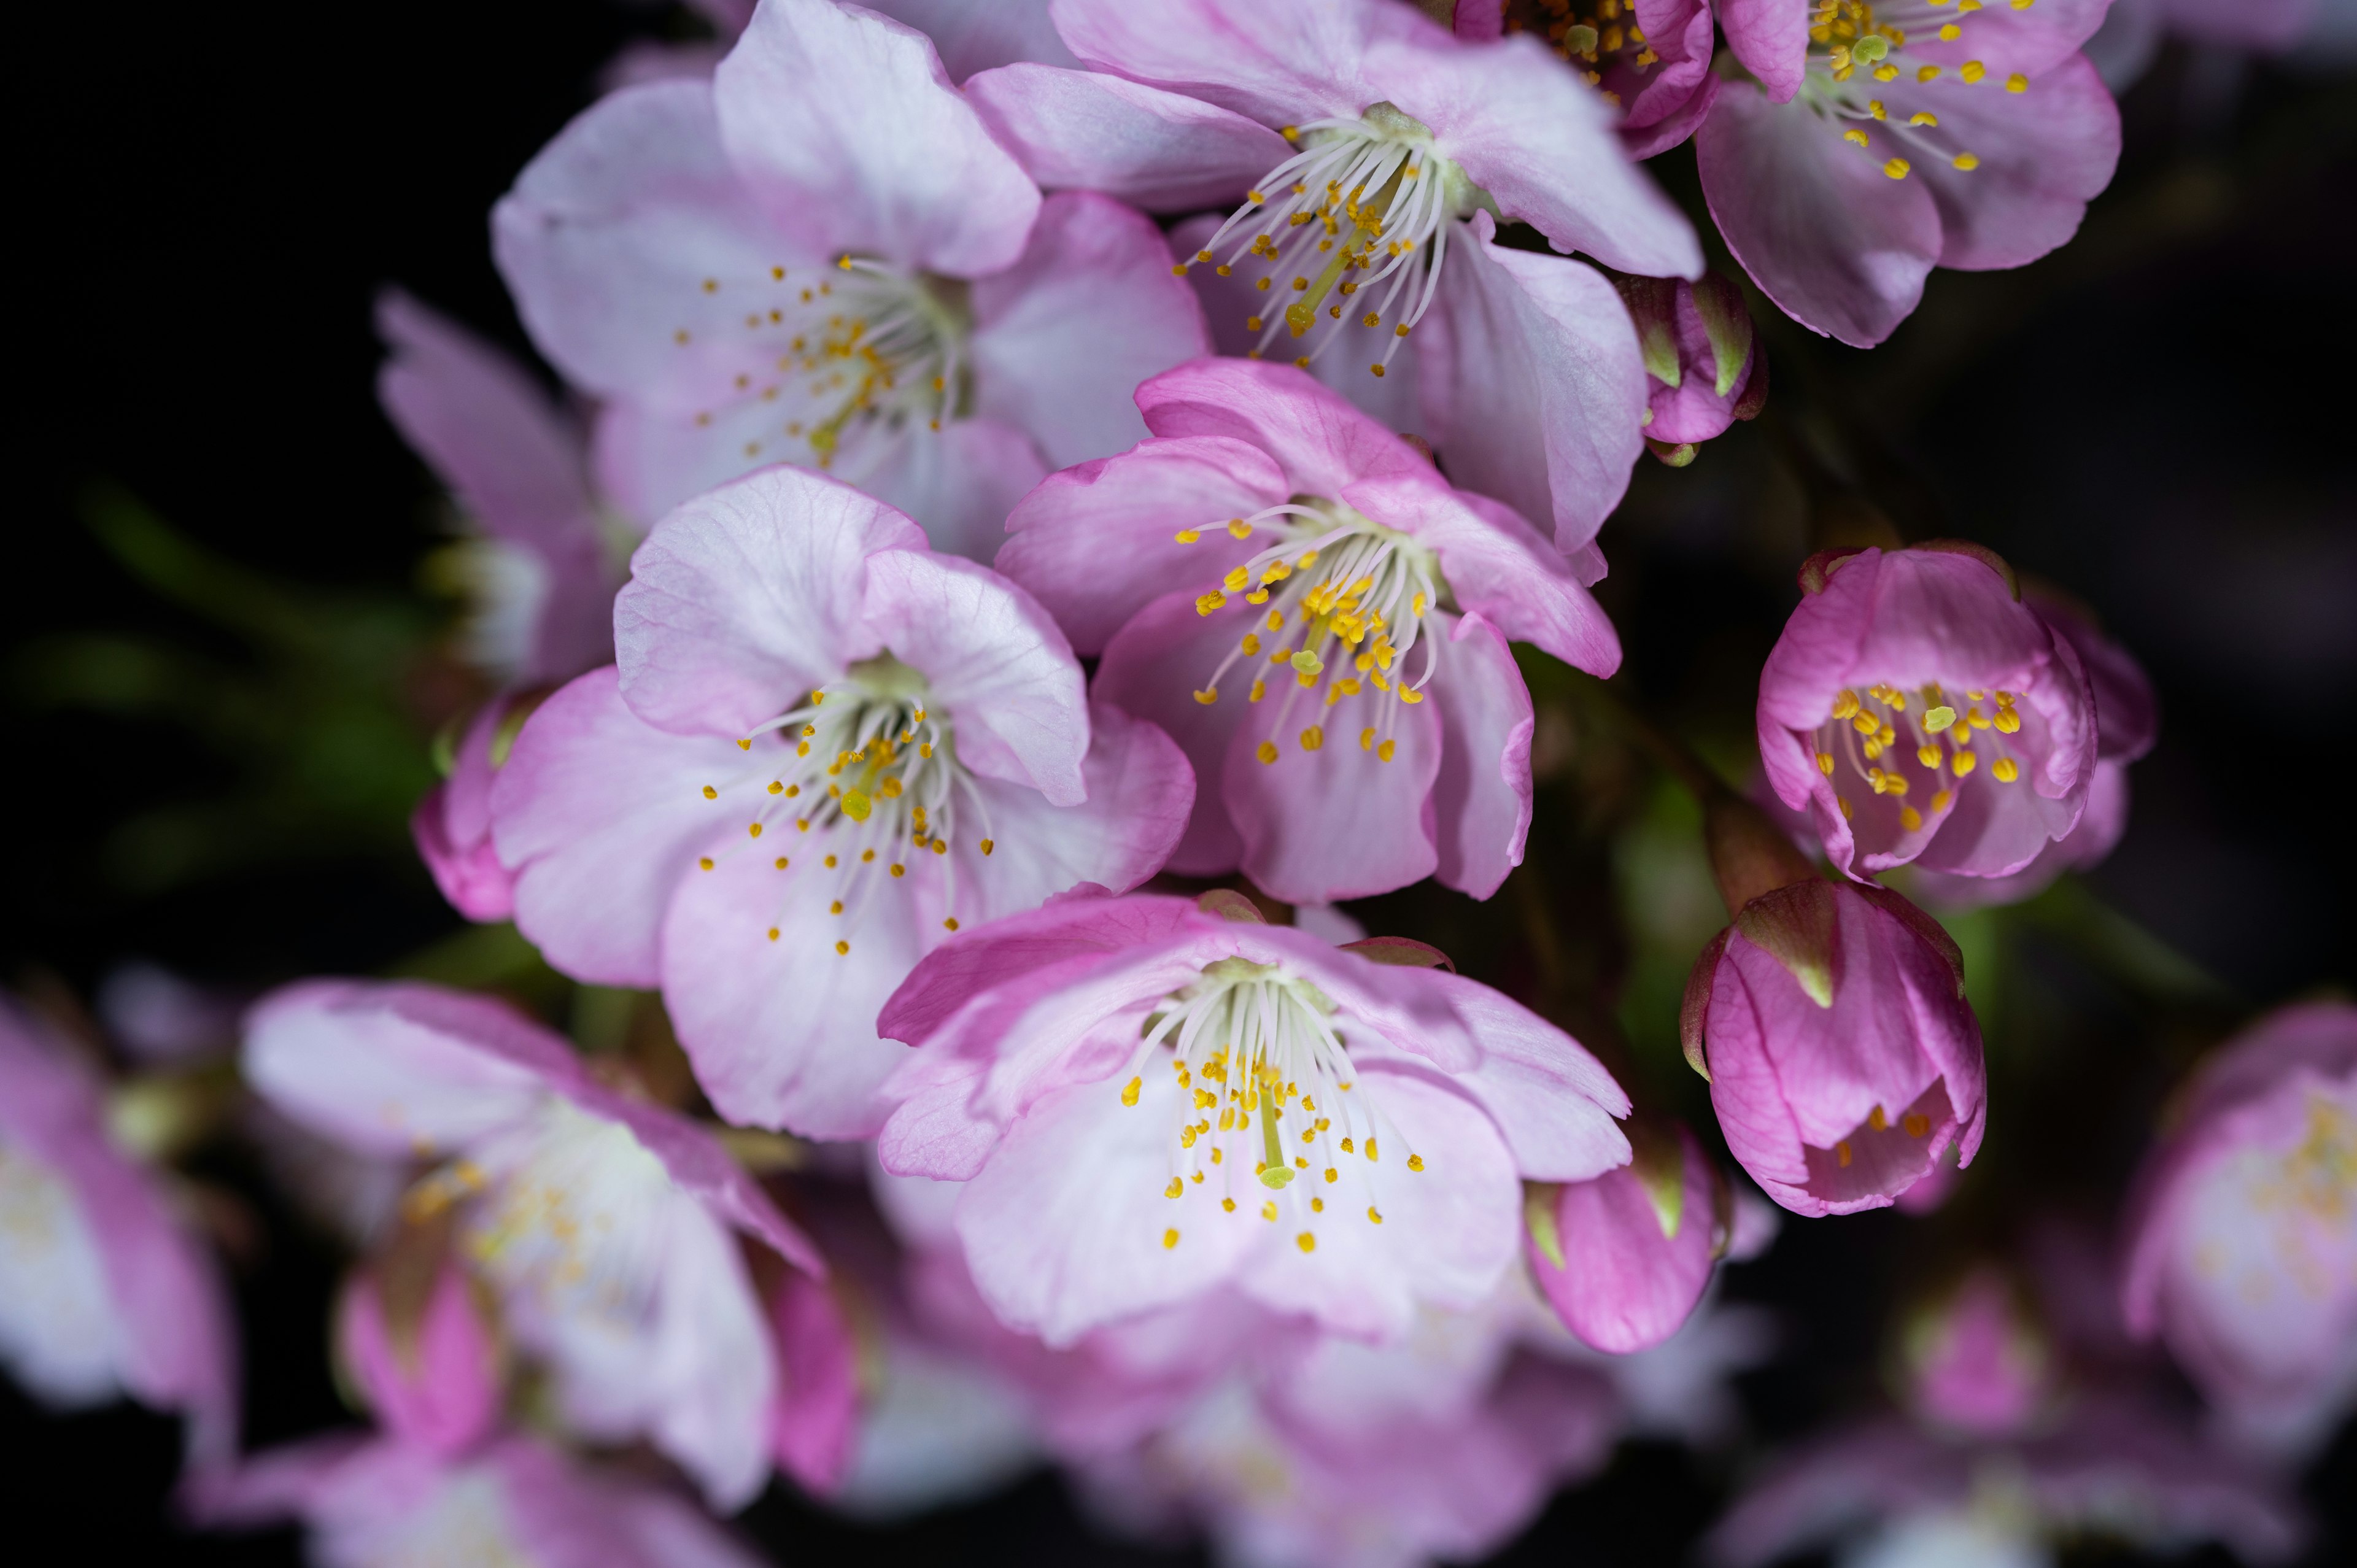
835,940,850,956
1953,152,1981,171
2005,72,2027,92
1165,1178,1183,1199
980,838,995,855
1296,1232,1315,1253
1163,1228,1180,1249
702,784,718,799
1174,528,1201,544
1256,740,1279,765
1836,1139,1854,1168
1368,1207,1383,1224
1918,744,1943,768
1884,156,1912,179
1376,739,1396,762
1992,757,2019,782
698,856,714,871
775,856,788,870
1366,1138,1379,1162
1361,727,1377,751
1832,690,1861,720
1261,1201,1278,1221
1224,566,1251,592
1960,60,1986,82
829,899,843,914
1193,689,1219,706
1993,708,2021,735
1919,64,1941,80
1900,805,1922,831
1940,22,1960,37
1406,1154,1425,1172
1905,1112,1932,1136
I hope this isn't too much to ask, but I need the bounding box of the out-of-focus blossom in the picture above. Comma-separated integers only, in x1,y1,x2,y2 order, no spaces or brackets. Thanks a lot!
966,0,1703,551
1453,0,1723,158
1699,0,2122,347
999,358,1617,903
335,1249,504,1460
863,0,1078,80
2121,1000,2357,1455
766,1263,862,1495
2085,0,2320,90
1758,544,2100,882
1706,1395,2309,1568
0,997,237,1467
490,465,1191,1137
195,1431,768,1568
242,979,828,1508
874,888,1631,1345
1525,1118,1729,1352
1897,1267,2054,1439
495,0,1207,558
1682,793,1987,1215
412,693,541,923
95,961,242,1065
1576,1288,1780,1448
1614,271,1769,465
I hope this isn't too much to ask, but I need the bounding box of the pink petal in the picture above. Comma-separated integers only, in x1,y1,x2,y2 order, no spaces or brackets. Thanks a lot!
860,0,1079,82
1697,85,1940,349
1906,0,2117,78
858,549,1089,803
1420,967,1632,1180
1530,1124,1717,1353
768,1270,861,1496
844,415,1051,563
1093,588,1262,875
877,888,1190,1049
1716,0,1809,102
969,190,1211,469
412,700,519,923
965,64,1291,209
714,0,1040,277
1614,0,1720,154
1428,611,1536,901
996,434,1290,656
336,1265,501,1458
1897,55,2121,272
2029,589,2156,763
1222,666,1444,904
614,465,922,736
490,668,748,987
1422,213,1648,555
1135,356,1428,495
1371,33,1703,278
1050,0,1420,126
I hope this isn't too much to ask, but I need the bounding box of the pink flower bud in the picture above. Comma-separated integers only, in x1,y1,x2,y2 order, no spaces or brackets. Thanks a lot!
768,1267,861,1496
336,1255,501,1459
1684,878,1986,1216
2121,1002,2357,1454
1525,1119,1725,1353
1617,272,1767,466
1897,1267,2052,1440
411,695,541,923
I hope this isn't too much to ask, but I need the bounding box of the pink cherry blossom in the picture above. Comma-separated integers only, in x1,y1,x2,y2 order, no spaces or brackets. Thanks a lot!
412,693,539,923
964,0,1703,550
1684,876,1987,1216
1757,544,2100,882
493,0,1207,559
1453,1,1723,159
766,1264,861,1495
873,889,1631,1346
335,1257,504,1460
998,358,1617,903
1701,0,2123,347
1614,271,1768,462
242,978,826,1508
1897,1265,2053,1439
489,464,1193,1137
2120,1001,2357,1456
193,1431,768,1568
1526,1119,1728,1353
0,996,237,1469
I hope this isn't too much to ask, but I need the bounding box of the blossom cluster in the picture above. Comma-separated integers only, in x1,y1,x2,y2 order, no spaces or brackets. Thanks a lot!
9,3,2348,1566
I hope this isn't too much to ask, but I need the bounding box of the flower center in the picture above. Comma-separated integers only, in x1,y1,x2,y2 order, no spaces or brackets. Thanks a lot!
1175,104,1478,380
1809,681,2027,833
1118,958,1426,1254
1796,0,2035,179
672,257,969,474
1175,500,1448,766
693,654,993,955
1501,0,1667,105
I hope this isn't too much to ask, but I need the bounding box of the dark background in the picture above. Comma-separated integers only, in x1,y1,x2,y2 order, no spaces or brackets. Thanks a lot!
7,2,2352,1562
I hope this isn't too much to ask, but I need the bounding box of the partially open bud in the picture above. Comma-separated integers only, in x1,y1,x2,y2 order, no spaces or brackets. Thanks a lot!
1525,1118,1728,1353
335,1211,502,1456
412,692,546,922
1617,273,1767,467
1895,1266,2054,1440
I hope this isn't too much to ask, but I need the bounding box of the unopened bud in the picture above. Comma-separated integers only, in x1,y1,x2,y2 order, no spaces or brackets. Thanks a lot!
1614,271,1765,459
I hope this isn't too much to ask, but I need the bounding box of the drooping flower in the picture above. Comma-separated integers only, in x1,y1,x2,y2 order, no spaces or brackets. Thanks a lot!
1614,270,1770,465
493,0,1208,558
193,1431,771,1568
0,996,237,1469
1757,543,2100,882
2120,1001,2357,1456
964,0,1703,550
998,358,1618,904
1525,1117,1731,1353
1453,0,1724,158
874,889,1631,1346
1700,0,2123,347
489,464,1193,1137
242,979,829,1508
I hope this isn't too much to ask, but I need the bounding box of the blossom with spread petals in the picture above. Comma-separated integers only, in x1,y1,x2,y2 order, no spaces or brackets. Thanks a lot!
999,358,1617,904
242,979,827,1507
0,996,236,1468
1525,1118,1730,1353
874,889,1631,1346
2120,1002,2357,1456
1701,0,2123,347
493,0,1207,558
964,0,1703,550
195,1431,768,1568
1685,875,1987,1216
490,465,1193,1137
1758,543,2099,882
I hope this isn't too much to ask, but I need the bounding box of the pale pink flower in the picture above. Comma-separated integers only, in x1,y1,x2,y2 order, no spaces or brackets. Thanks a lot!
1684,876,1987,1216
964,0,1703,550
194,1431,768,1568
1702,0,2122,347
874,889,1631,1345
493,0,1207,558
999,358,1618,904
1525,1118,1729,1353
1452,0,1724,158
490,465,1193,1137
242,979,826,1508
1758,544,2100,882
335,1257,504,1460
2120,1001,2357,1456
0,996,237,1469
